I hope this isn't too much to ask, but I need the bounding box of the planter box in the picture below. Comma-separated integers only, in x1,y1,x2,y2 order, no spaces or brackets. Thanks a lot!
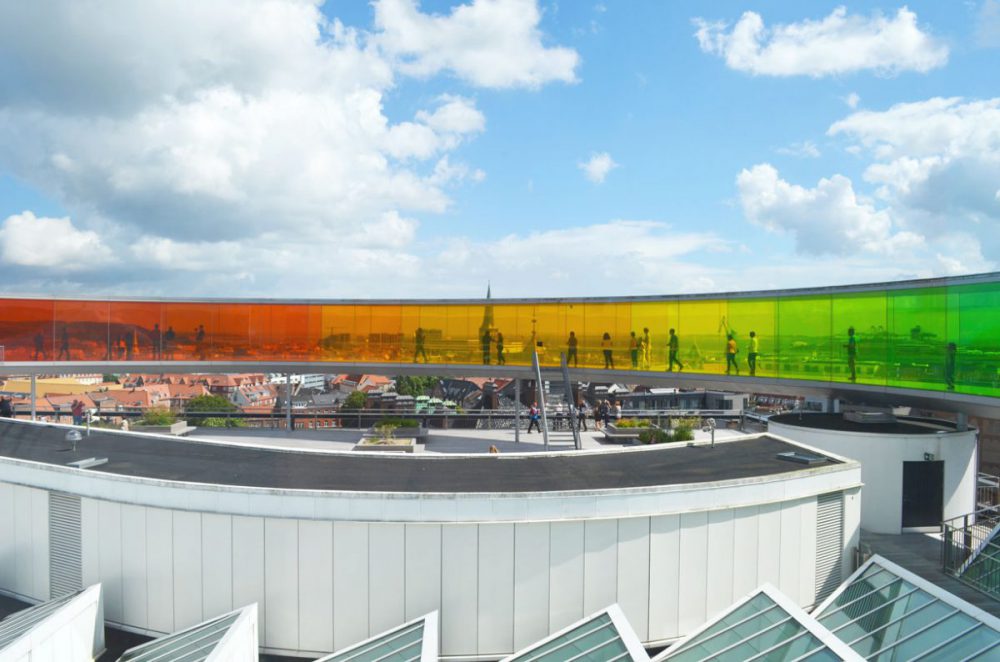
132,420,196,436
365,426,429,443
601,423,658,444
353,437,416,453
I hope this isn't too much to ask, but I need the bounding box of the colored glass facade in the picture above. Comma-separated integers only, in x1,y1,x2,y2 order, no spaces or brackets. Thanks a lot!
1,274,998,398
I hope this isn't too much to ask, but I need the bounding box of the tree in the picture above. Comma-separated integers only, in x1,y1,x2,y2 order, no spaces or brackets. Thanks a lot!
393,375,438,397
342,390,367,410
184,394,238,414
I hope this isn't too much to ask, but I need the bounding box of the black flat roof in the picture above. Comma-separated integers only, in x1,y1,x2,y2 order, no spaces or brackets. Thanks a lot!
0,421,842,493
769,412,950,435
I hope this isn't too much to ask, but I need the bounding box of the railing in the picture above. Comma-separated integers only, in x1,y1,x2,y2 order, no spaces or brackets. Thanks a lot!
942,508,1000,599
978,472,1000,511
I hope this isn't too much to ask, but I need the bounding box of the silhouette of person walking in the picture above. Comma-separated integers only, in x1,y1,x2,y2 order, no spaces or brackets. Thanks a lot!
641,327,651,369
567,331,578,367
164,326,176,360
629,331,639,369
601,332,614,369
195,324,206,360
845,327,857,382
57,327,70,360
725,334,739,375
496,331,505,365
413,327,428,363
747,331,759,376
152,323,162,360
481,328,491,365
667,328,683,371
33,332,46,361
945,342,957,391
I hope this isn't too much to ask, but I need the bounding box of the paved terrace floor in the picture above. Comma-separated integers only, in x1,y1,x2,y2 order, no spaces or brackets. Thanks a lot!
0,419,832,493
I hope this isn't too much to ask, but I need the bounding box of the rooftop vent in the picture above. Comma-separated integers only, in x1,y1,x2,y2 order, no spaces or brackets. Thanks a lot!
844,411,897,424
776,451,827,465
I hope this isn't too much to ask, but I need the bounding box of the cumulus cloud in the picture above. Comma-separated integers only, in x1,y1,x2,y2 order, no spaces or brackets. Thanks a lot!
828,97,1000,258
845,92,861,109
694,7,948,77
0,0,575,289
737,163,923,256
776,141,821,158
578,152,619,184
373,0,579,88
0,211,112,269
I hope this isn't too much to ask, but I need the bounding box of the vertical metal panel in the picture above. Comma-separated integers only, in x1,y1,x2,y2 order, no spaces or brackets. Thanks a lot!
298,519,333,653
648,514,680,642
678,511,708,633
441,524,478,657
13,485,33,597
548,520,584,633
202,512,233,620
706,509,735,618
617,517,650,641
120,504,147,625
731,505,760,599
512,522,550,650
369,523,405,637
264,518,298,651
404,523,441,622
98,500,123,622
477,523,514,656
172,510,203,631
333,521,369,650
779,500,803,603
0,483,14,592
799,497,818,607
31,488,49,600
48,491,82,598
146,507,174,633
815,491,845,603
582,519,617,615
232,516,265,641
756,501,782,587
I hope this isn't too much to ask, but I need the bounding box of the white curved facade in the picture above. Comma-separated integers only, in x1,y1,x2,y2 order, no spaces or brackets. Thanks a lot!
0,429,861,660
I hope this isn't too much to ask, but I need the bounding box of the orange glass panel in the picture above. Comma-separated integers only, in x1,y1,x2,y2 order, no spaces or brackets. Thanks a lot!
109,301,162,361
0,298,54,361
54,300,110,361
161,303,217,361
216,304,251,360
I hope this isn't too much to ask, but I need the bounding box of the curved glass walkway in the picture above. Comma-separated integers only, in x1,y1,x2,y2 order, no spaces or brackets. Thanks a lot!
1,272,998,401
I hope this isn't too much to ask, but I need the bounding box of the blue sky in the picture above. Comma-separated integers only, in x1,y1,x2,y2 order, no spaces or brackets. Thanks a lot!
0,1,998,298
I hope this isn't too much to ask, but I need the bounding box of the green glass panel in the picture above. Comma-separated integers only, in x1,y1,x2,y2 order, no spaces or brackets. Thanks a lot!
776,296,832,382
888,288,949,392
727,298,776,378
832,292,887,386
511,613,628,662
951,283,1000,396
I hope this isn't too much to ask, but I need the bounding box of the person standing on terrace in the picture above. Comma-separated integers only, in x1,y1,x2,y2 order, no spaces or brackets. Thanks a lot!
629,331,639,369
667,328,683,371
601,332,614,369
641,327,651,369
413,327,428,363
567,331,578,367
725,334,739,375
747,331,759,376
844,327,857,382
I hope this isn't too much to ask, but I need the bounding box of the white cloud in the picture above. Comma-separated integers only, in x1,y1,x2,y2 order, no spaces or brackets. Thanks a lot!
0,211,112,269
578,152,619,184
694,7,948,77
373,0,579,88
736,163,923,256
828,97,1000,258
776,141,821,158
845,92,861,109
0,0,576,289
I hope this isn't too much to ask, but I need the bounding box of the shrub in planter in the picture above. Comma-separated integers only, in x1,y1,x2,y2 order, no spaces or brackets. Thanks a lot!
379,417,420,428
614,418,651,428
137,407,176,426
673,425,695,442
200,417,246,428
639,428,673,444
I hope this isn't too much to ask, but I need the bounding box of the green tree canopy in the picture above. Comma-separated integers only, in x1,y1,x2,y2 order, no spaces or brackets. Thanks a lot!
184,394,238,414
342,390,367,410
393,375,438,397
